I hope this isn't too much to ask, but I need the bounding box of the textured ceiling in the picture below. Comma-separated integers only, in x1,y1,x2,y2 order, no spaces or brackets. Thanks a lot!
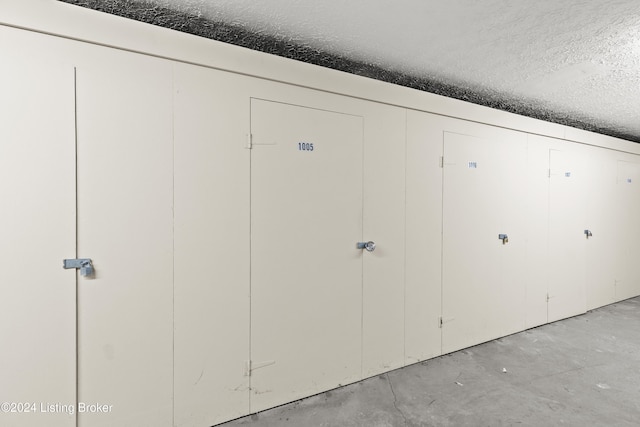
61,0,640,142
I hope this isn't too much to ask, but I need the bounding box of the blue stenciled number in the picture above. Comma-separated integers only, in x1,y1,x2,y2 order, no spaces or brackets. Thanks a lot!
298,142,314,151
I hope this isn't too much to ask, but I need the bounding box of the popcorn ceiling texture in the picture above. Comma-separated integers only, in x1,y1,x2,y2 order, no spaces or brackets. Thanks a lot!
59,0,640,143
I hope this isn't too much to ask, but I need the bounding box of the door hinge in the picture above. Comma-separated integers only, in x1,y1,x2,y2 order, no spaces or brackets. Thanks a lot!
244,359,275,377
246,133,253,149
439,156,444,168
439,316,454,328
63,258,94,277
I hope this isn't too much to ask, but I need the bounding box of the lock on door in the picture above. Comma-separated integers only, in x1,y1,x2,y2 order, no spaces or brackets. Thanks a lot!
357,241,376,252
63,258,94,277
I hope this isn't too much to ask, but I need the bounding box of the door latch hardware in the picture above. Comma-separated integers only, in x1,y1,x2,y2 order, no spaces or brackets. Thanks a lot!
498,234,509,244
584,230,593,238
244,360,276,377
357,241,376,252
439,316,455,328
63,258,94,277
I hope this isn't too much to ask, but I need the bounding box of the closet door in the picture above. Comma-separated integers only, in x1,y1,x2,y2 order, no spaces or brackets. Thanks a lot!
250,98,363,412
441,131,527,354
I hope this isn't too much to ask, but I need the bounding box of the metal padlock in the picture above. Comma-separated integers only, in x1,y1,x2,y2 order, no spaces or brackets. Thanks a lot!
80,260,94,277
357,241,376,252
63,258,94,277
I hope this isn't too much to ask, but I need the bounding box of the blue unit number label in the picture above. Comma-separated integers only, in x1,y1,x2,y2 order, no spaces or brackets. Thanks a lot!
298,142,314,151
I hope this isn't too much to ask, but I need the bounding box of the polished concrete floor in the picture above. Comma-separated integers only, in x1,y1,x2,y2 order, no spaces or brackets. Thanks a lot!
222,297,640,427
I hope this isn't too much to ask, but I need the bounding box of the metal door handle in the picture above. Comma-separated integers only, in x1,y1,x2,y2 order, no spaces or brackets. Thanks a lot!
357,241,376,252
498,234,509,244
584,230,593,238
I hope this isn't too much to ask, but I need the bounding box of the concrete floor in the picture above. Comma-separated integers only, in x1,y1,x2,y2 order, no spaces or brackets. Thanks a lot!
221,297,640,427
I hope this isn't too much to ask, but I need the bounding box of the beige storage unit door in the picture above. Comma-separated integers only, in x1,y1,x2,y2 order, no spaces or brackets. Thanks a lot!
615,160,640,301
442,132,527,354
250,99,363,413
548,148,587,322
0,34,76,427
75,48,174,426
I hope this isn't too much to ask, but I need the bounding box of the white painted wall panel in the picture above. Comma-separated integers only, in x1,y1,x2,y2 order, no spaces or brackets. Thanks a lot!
76,47,174,427
405,110,443,363
0,27,76,427
362,105,407,377
173,64,251,426
497,132,528,337
524,136,551,328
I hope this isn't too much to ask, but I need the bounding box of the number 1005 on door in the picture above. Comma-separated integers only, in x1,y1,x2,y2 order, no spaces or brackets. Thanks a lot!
298,142,314,151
